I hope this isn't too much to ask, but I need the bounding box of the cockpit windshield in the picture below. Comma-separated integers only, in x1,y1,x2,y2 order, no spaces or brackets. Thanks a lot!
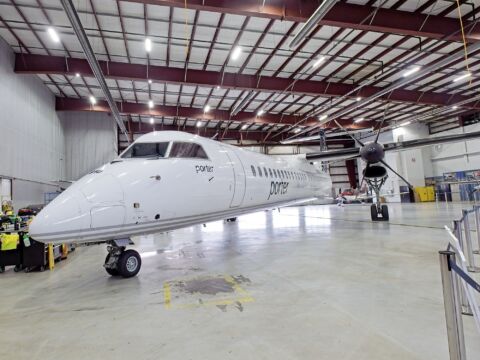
121,142,169,159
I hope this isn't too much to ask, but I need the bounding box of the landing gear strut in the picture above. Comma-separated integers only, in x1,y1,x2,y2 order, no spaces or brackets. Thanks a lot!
104,239,141,278
366,176,389,222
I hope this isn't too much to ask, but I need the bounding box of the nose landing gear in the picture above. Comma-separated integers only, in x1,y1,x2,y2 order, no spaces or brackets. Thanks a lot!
104,239,141,278
365,172,389,222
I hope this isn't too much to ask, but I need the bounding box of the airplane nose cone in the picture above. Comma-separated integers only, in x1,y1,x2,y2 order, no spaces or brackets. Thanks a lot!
29,191,89,242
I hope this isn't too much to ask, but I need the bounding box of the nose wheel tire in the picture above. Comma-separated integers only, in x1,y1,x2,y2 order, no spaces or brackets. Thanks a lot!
381,205,389,221
371,204,389,221
370,204,378,221
226,217,237,222
117,249,141,278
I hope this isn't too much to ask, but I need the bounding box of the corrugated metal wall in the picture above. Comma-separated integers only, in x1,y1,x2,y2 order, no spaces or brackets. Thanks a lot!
59,111,118,180
0,38,65,209
0,38,65,183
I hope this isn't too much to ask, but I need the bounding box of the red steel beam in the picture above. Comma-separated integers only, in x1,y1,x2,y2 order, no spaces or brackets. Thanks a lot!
17,54,480,110
126,0,480,42
119,122,356,146
56,97,374,130
345,159,358,188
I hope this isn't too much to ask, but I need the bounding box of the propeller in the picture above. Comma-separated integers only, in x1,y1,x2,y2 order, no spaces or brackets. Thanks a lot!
357,163,369,193
373,103,390,144
333,120,365,147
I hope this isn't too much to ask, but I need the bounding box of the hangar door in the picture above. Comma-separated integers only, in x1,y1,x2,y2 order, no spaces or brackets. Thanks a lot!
223,147,246,207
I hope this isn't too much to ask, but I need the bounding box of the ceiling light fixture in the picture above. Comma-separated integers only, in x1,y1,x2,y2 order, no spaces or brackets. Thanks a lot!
148,100,154,109
145,38,152,53
354,117,364,123
231,46,242,61
257,109,265,116
356,97,362,102
318,114,328,121
400,121,411,127
196,121,203,128
452,105,458,110
75,73,80,77
150,117,154,124
312,56,325,68
148,79,152,84
47,27,60,43
453,72,471,83
204,104,211,113
294,128,301,133
241,124,248,130
89,95,96,105
216,86,221,90
403,66,421,77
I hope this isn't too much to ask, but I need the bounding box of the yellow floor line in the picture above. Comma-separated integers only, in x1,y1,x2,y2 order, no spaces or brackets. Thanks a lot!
163,282,172,309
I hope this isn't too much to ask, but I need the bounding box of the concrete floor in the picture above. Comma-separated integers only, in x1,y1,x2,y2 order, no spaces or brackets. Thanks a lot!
1,202,479,360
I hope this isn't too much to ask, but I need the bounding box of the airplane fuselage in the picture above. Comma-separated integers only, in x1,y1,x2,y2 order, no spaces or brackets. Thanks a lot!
29,131,332,244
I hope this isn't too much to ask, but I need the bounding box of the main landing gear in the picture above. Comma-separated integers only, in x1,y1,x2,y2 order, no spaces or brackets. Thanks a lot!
104,239,141,278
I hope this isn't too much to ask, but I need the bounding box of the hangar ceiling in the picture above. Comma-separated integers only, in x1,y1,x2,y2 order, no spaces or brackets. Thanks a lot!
1,0,479,145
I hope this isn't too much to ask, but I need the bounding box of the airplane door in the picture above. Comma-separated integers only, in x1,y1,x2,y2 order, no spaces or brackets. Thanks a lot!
223,147,246,207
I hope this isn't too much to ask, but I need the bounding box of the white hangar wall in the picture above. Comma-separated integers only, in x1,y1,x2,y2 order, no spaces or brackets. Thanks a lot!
0,38,118,208
354,121,480,203
0,38,65,209
428,122,480,177
59,111,118,181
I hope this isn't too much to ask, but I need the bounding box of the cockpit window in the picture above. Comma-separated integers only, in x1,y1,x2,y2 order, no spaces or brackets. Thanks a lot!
170,142,208,159
121,142,169,158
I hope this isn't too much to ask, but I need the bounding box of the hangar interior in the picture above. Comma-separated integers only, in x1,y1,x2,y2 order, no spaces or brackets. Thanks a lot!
1,0,480,359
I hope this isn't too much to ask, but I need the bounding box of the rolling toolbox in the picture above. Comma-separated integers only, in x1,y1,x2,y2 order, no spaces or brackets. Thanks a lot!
22,235,47,272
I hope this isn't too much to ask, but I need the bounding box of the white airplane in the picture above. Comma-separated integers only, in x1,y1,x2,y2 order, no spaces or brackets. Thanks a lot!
29,126,480,277
29,131,332,278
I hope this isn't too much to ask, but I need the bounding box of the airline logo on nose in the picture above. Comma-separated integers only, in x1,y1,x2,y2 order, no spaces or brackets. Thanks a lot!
195,165,214,173
268,181,289,199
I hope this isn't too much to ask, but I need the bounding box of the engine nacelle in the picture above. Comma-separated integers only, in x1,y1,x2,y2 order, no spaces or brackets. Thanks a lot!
364,165,387,179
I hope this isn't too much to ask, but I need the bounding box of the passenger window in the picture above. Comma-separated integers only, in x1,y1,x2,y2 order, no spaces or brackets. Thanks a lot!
258,166,262,177
269,168,273,177
121,142,169,158
274,169,278,178
264,167,268,177
251,165,256,176
170,142,208,159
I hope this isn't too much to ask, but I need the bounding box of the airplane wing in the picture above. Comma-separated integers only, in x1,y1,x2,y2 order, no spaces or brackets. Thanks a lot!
383,129,480,151
306,147,360,161
306,128,480,161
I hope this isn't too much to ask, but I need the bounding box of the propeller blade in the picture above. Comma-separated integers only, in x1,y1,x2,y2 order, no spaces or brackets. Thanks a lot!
379,160,414,190
359,163,369,191
374,123,385,144
374,103,390,144
333,120,365,147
